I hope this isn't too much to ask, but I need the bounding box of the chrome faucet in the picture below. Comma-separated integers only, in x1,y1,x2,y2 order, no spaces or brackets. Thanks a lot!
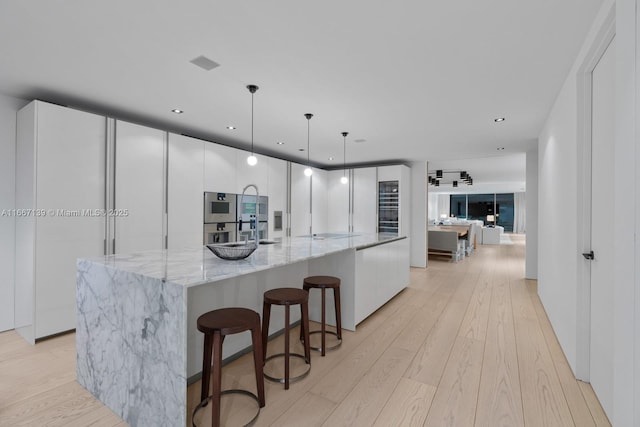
240,184,259,247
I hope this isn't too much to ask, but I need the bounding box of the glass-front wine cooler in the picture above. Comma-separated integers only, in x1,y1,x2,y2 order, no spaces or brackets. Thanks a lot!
378,180,399,235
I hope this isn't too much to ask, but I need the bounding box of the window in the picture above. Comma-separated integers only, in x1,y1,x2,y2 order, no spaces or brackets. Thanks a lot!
449,193,515,232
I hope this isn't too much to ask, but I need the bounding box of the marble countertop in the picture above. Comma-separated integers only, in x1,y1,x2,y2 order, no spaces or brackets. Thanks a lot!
79,233,405,288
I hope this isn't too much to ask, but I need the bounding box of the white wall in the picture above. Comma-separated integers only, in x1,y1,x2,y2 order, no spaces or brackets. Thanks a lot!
410,161,427,268
0,94,28,332
538,1,639,425
613,0,637,424
525,149,538,279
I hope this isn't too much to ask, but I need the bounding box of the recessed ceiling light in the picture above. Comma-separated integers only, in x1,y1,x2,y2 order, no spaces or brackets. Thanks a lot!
298,148,305,152
497,147,505,150
354,138,366,143
171,109,183,114
328,157,334,161
276,141,284,145
226,126,236,130
494,117,505,122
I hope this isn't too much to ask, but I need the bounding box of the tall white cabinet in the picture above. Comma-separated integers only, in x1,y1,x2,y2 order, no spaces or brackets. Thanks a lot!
290,163,312,236
15,100,107,343
168,134,204,249
114,121,166,253
311,168,328,234
327,167,377,234
267,157,288,240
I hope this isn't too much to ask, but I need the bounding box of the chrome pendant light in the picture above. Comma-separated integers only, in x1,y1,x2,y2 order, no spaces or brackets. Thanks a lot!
304,113,313,176
340,132,349,184
246,84,259,166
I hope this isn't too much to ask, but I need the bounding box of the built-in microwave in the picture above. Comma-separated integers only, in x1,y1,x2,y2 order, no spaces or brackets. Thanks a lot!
203,192,237,224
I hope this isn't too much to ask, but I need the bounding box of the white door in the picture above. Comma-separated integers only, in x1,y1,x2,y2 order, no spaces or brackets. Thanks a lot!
589,36,615,419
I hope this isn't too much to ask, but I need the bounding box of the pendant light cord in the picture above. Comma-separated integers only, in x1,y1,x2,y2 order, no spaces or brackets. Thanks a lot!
342,131,348,177
251,91,254,155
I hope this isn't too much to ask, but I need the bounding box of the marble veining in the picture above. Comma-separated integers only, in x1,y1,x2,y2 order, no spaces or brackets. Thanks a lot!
76,259,186,427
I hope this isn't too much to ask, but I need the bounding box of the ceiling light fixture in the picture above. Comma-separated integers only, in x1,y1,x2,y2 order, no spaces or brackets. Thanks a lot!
497,147,505,151
304,113,313,176
429,170,474,187
494,117,505,122
171,109,183,114
276,141,284,145
246,84,259,166
226,125,236,130
341,131,349,184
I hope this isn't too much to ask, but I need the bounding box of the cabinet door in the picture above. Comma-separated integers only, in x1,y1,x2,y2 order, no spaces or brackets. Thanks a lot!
204,142,236,193
311,168,328,234
326,170,350,233
267,157,287,239
236,150,268,195
114,120,165,253
290,162,311,237
168,134,204,249
32,101,106,338
352,167,377,233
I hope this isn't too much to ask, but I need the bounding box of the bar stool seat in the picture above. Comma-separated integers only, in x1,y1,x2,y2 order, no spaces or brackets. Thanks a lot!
301,275,342,356
261,288,311,389
193,307,265,427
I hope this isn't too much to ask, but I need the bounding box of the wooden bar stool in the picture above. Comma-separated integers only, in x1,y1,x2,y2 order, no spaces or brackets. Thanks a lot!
261,288,311,389
193,307,265,427
301,276,342,356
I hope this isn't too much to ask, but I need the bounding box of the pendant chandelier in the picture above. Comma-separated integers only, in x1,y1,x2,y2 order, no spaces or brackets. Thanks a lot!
246,84,259,166
428,170,473,187
340,132,349,184
303,113,313,176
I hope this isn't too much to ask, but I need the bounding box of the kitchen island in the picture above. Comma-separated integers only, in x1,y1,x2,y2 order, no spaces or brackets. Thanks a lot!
76,233,409,427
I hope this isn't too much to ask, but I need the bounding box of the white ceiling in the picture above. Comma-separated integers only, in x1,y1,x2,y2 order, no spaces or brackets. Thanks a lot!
0,1,603,190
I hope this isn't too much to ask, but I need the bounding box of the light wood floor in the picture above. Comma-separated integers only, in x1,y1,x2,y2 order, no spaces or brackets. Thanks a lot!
0,235,611,426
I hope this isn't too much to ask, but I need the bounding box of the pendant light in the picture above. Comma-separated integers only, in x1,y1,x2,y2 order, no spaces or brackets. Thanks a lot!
246,84,259,166
340,132,349,184
303,113,313,176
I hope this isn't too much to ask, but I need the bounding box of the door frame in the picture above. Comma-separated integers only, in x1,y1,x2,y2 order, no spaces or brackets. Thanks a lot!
575,4,616,382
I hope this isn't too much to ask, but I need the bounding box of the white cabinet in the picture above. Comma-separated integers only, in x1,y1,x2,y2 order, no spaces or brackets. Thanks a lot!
114,120,166,254
267,157,287,239
204,142,237,193
236,150,269,195
327,170,350,232
15,100,107,342
327,167,377,234
290,162,311,236
311,168,328,234
354,238,410,324
168,134,204,249
352,167,378,233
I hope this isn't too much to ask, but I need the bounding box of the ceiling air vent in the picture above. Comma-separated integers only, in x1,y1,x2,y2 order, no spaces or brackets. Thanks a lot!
190,55,220,71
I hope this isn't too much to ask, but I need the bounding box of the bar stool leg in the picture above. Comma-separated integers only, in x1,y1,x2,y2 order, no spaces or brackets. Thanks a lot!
261,301,271,362
211,331,223,427
284,305,290,390
250,322,266,407
334,287,342,340
201,333,213,404
320,288,326,356
301,301,311,363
